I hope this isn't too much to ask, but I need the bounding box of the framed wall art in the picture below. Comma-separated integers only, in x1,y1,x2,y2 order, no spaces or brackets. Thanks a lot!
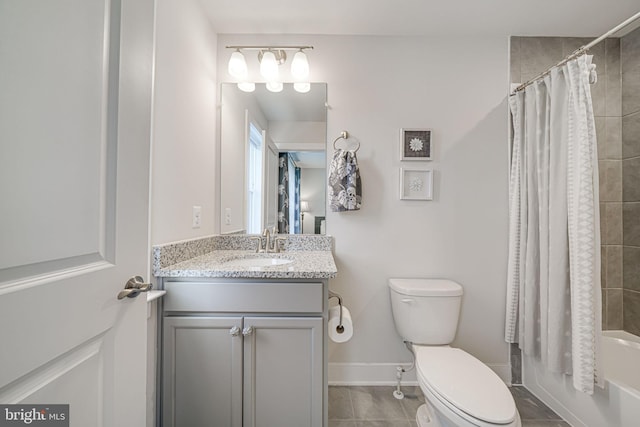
400,128,432,161
400,168,433,200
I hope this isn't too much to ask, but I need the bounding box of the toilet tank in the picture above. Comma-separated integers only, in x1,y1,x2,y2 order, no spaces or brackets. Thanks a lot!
388,278,463,345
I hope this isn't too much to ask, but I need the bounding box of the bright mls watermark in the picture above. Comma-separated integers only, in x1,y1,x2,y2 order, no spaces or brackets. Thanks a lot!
0,405,69,426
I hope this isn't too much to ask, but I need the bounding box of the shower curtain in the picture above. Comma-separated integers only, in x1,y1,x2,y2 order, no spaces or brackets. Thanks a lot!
505,55,603,394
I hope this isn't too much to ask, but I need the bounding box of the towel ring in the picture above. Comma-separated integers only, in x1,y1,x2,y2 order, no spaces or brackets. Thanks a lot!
332,131,360,152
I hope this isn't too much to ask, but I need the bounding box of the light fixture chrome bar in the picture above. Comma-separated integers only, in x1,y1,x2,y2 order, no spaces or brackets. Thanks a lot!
512,10,640,94
225,45,313,51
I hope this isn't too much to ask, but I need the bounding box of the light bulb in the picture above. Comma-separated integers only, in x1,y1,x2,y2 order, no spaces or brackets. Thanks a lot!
294,82,311,93
291,50,309,79
237,82,255,92
228,50,247,79
266,81,283,93
260,51,279,81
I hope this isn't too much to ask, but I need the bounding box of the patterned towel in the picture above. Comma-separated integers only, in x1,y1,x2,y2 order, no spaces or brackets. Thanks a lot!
328,149,362,212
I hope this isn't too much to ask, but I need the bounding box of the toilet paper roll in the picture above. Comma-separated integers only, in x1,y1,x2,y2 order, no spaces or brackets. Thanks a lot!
328,305,353,343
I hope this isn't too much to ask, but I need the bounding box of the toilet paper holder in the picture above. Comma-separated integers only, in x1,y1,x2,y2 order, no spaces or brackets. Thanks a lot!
328,290,344,333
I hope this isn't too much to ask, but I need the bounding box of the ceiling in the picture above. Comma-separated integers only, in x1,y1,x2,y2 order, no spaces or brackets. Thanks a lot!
201,0,640,38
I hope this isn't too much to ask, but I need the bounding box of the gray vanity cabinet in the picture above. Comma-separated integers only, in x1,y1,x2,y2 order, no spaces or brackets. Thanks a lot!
163,316,244,426
161,279,326,427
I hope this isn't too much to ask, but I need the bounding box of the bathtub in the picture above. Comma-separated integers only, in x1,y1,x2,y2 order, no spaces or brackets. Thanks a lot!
522,330,640,427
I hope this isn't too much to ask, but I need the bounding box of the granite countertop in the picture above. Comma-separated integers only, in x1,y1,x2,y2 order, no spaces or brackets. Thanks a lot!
153,234,337,279
155,250,337,279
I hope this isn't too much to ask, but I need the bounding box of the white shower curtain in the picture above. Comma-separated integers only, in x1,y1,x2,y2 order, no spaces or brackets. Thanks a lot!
505,55,603,394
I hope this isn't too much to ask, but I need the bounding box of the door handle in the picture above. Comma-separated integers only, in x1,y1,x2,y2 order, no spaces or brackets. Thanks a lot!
117,276,152,300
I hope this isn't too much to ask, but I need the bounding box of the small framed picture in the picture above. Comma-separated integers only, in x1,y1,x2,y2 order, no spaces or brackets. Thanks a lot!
400,168,433,200
400,128,432,161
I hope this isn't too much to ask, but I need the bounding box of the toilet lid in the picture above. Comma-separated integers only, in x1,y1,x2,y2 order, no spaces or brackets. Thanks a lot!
415,346,516,425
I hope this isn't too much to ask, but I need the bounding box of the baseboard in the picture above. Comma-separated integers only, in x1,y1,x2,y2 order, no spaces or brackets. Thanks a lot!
328,362,511,386
328,362,418,386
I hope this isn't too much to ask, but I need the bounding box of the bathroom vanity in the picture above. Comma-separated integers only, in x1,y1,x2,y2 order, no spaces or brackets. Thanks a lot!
153,235,337,427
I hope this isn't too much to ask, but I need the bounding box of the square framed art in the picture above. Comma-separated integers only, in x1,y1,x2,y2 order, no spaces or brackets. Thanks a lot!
400,168,433,200
400,128,432,161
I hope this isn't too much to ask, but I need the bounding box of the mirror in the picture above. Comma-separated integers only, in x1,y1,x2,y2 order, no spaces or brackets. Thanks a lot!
220,83,327,235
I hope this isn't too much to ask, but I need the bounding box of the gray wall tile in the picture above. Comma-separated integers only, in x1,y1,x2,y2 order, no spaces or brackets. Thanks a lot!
622,112,640,158
623,246,640,291
601,245,607,287
623,290,640,335
606,71,622,117
591,78,606,117
623,157,640,201
606,38,621,76
599,161,622,201
607,288,623,330
606,245,623,289
621,27,640,73
623,202,640,245
511,37,521,84
602,288,608,329
520,37,564,79
596,117,606,159
600,203,622,245
622,70,640,116
605,117,622,159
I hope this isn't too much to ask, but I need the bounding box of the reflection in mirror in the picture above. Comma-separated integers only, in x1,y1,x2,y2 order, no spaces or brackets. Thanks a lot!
220,83,327,235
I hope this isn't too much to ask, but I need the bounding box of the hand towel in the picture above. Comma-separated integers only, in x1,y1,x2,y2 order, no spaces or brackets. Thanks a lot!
328,149,362,212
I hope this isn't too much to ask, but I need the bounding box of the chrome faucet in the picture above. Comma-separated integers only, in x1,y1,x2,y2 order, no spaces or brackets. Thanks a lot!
262,228,272,253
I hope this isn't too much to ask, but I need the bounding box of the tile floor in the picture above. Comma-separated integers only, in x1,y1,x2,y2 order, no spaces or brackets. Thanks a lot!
329,385,570,427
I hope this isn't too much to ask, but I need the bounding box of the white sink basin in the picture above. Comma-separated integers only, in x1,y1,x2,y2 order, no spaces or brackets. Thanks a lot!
220,257,293,268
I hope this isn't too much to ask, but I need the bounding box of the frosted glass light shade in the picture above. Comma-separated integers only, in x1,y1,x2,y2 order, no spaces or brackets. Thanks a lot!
266,81,283,93
228,50,247,78
294,82,311,93
260,51,279,80
237,82,255,92
291,50,309,79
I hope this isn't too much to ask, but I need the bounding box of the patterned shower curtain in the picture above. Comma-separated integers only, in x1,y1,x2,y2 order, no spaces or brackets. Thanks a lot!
277,153,289,234
505,55,602,394
293,166,301,234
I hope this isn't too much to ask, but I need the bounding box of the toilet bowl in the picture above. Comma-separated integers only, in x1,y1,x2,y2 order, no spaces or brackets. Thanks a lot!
388,279,521,427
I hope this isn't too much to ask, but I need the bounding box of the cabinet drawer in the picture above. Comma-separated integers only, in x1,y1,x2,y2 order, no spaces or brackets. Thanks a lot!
163,281,323,313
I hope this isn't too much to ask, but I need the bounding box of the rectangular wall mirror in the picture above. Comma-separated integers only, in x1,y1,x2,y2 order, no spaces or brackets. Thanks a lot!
220,83,327,235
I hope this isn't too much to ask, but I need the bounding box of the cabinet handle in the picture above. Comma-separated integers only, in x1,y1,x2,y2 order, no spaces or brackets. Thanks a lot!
242,326,254,336
229,326,241,337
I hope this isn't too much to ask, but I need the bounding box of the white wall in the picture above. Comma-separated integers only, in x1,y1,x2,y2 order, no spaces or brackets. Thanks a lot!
217,34,510,383
150,0,218,245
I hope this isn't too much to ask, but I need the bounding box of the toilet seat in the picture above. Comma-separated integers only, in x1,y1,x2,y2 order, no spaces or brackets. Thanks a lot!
415,346,517,426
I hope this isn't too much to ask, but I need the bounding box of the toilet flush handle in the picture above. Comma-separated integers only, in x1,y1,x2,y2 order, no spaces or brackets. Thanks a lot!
401,298,414,304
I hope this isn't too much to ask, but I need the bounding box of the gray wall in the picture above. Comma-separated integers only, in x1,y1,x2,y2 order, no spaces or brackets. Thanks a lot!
511,34,640,336
622,27,640,336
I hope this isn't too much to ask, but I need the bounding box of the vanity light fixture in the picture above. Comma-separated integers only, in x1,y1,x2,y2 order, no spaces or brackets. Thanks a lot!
226,45,313,93
227,49,248,79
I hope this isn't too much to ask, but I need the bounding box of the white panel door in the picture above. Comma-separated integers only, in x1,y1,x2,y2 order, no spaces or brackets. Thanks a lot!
0,0,155,425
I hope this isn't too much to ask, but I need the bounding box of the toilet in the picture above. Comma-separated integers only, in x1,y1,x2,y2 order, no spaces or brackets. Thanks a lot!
388,278,521,427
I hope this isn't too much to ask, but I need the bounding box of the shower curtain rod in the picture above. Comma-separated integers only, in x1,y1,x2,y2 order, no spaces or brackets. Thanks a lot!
512,10,640,93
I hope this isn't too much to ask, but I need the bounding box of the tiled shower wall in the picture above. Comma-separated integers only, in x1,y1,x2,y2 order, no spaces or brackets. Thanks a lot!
510,36,624,332
622,27,640,336
509,35,636,383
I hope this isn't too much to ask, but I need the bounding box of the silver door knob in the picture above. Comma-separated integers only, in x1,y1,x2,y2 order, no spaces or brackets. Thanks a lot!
117,276,152,300
230,326,241,337
242,326,254,336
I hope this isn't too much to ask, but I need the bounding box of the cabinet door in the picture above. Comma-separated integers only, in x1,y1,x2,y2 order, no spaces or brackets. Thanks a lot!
243,317,323,427
163,316,243,427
